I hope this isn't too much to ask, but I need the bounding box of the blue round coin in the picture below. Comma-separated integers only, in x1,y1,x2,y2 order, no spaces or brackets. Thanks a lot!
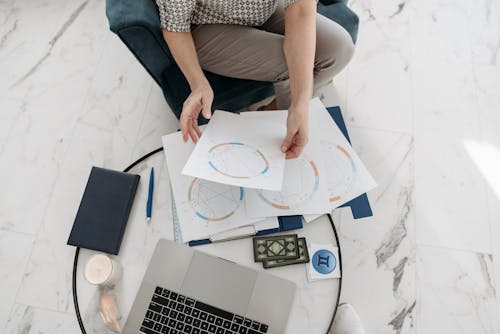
312,249,336,275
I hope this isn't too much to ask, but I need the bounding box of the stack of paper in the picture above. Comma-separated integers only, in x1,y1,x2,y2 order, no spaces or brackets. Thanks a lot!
162,125,278,243
162,98,376,243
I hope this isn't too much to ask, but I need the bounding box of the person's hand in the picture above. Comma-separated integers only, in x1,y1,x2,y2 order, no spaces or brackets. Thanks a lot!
281,103,309,159
180,82,214,143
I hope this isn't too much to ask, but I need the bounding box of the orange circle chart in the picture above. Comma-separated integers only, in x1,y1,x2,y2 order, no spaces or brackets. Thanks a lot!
322,142,356,203
208,142,269,179
257,156,319,210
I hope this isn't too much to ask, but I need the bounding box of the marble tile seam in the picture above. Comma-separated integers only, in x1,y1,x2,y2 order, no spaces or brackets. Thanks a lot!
1,247,33,334
0,99,23,157
405,2,417,140
0,228,37,237
374,137,414,203
473,66,500,212
485,188,496,264
0,95,21,101
416,243,494,256
1,301,78,334
344,122,414,137
127,84,155,163
9,301,77,317
473,62,500,70
4,172,62,326
407,15,418,330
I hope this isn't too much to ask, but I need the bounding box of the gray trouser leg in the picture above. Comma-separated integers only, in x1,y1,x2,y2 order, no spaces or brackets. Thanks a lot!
191,4,354,109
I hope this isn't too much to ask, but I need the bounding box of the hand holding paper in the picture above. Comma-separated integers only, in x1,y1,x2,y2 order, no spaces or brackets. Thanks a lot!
242,109,330,217
282,104,309,159
164,98,376,244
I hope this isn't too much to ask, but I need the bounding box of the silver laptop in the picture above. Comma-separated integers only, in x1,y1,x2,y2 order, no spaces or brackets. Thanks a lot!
123,239,296,334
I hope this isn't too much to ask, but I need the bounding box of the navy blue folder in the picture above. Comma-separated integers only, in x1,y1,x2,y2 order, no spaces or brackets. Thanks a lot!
327,106,373,219
187,105,372,246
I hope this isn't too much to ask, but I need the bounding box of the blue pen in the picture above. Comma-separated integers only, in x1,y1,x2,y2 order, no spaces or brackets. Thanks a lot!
146,167,154,221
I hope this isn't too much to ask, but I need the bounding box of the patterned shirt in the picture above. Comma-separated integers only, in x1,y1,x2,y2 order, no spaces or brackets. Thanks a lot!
156,0,299,32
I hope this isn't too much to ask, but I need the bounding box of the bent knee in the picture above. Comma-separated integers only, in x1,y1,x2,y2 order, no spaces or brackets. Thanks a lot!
314,16,355,74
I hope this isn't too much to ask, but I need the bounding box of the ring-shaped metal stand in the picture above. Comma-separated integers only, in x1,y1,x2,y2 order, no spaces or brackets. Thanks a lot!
71,147,342,334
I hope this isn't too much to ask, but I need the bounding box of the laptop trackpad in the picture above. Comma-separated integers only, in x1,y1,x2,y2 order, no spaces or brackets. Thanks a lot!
181,252,258,315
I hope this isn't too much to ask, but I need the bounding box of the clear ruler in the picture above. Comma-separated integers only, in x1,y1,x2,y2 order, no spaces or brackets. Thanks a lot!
170,188,184,244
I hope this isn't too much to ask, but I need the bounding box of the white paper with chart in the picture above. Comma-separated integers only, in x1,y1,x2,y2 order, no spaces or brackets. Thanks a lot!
309,98,377,209
182,110,286,190
162,129,261,242
242,110,331,217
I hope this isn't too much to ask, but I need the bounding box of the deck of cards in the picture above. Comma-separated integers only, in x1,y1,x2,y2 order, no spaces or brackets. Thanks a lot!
306,243,341,281
252,236,342,282
252,234,310,269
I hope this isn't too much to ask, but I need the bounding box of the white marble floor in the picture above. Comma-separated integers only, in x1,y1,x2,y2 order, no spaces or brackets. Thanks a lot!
1,0,499,333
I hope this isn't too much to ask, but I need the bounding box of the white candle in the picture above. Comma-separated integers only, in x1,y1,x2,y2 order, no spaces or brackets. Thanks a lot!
84,254,122,287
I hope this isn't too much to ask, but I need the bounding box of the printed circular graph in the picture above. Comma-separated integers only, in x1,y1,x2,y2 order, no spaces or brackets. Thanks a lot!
322,141,356,203
208,142,269,179
188,178,243,222
257,156,319,210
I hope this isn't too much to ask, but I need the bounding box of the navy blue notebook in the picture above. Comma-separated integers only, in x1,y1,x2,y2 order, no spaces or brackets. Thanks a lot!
187,105,372,246
67,167,140,255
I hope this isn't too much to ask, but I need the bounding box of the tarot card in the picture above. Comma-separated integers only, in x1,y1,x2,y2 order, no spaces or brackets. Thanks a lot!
263,238,310,269
253,234,299,262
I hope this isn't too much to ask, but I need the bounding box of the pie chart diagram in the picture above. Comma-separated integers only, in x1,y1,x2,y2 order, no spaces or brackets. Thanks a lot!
188,178,244,222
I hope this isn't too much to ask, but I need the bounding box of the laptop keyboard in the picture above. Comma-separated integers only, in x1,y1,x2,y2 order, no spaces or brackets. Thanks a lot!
140,286,269,334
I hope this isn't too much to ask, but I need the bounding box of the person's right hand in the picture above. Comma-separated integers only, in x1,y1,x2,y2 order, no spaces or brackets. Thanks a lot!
180,81,214,143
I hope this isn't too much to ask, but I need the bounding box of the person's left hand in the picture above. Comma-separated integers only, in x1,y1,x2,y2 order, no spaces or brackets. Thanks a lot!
281,103,309,159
